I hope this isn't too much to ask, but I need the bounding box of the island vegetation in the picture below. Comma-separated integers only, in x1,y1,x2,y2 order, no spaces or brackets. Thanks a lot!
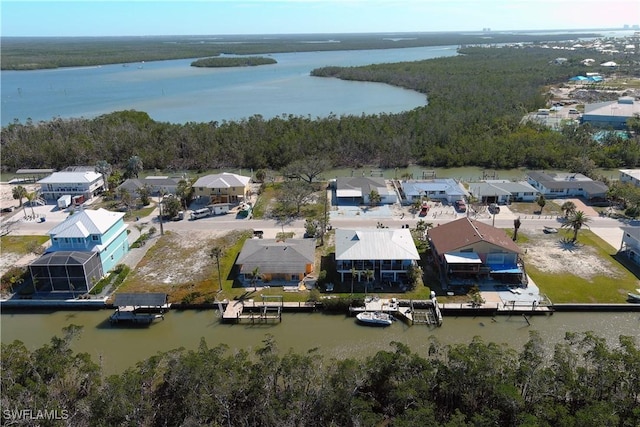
2,46,639,175
1,327,638,426
191,56,277,68
1,32,600,70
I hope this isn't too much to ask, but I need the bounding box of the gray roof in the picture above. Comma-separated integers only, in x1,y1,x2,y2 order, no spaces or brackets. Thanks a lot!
336,177,387,197
236,238,315,274
527,171,608,194
335,228,420,261
112,293,168,307
469,180,537,197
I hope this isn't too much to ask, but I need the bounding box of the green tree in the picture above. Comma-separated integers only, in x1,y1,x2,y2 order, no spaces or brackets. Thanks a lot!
117,187,133,212
162,196,182,219
254,168,267,183
24,191,38,218
368,189,382,207
536,194,546,215
561,210,590,242
126,155,143,179
278,181,314,215
176,179,194,210
513,216,522,241
560,200,577,218
209,246,224,293
11,185,27,207
138,184,152,206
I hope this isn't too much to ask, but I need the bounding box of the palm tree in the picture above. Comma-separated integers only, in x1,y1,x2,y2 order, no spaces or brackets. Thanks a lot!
561,201,577,218
536,194,546,215
126,155,143,179
209,247,224,293
368,189,381,207
350,267,357,296
95,160,112,191
24,191,37,218
250,266,262,291
561,210,590,242
513,216,522,241
364,269,374,296
12,185,27,207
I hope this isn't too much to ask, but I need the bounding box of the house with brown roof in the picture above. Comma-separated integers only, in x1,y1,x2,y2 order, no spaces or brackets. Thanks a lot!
427,217,525,287
236,238,315,286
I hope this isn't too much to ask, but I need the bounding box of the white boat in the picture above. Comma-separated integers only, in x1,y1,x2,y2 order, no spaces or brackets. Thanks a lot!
627,293,640,303
356,311,394,326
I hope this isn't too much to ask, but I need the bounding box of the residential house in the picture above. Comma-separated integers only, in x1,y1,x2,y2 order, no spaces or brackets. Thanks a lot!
335,228,420,286
116,176,183,197
334,177,398,206
29,208,129,293
401,179,468,204
582,96,640,129
468,180,539,204
236,238,315,286
427,217,525,286
619,169,640,188
619,226,640,266
193,172,251,204
526,171,608,201
38,171,105,202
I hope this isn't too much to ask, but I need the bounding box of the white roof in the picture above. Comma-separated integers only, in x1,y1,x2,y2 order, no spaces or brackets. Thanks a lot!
48,208,125,238
335,229,420,261
38,171,102,184
444,252,482,264
620,169,640,180
193,172,250,189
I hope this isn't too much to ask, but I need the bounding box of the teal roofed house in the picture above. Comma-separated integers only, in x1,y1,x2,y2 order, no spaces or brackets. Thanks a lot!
29,208,129,293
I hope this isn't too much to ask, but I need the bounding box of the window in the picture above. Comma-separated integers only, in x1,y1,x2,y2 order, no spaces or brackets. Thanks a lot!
92,235,99,241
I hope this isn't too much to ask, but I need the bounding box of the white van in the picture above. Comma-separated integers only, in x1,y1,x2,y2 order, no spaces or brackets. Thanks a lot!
536,109,550,116
190,208,210,220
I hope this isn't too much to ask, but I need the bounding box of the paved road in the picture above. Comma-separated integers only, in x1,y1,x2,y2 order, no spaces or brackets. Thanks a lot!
2,201,627,249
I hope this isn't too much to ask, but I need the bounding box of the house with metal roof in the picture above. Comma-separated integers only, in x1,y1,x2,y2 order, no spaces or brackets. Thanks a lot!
401,179,468,204
468,180,539,204
38,171,105,202
581,96,640,130
236,238,315,286
193,172,251,204
526,171,608,201
427,217,525,287
29,208,128,293
116,176,183,197
335,228,420,286
334,177,398,205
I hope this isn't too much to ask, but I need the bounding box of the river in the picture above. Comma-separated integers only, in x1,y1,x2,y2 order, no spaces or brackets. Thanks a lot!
1,45,458,126
1,309,638,374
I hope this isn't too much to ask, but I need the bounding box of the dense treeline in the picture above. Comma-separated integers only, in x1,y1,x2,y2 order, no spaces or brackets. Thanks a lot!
2,47,639,172
1,328,639,426
191,56,277,67
1,32,599,70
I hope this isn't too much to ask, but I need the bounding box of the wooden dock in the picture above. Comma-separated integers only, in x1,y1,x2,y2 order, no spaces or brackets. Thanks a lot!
349,297,442,326
220,296,315,323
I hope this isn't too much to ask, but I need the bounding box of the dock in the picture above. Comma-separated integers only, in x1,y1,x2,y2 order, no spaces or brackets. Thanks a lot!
349,297,443,326
108,293,169,326
220,295,316,323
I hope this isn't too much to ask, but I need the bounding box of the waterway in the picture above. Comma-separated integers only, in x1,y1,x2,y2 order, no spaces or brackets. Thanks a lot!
1,310,638,374
1,45,458,126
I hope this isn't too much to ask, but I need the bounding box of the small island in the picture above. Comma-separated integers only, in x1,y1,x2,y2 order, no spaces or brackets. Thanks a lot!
191,56,277,68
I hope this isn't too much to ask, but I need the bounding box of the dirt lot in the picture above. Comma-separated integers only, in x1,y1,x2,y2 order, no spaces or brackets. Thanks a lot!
520,228,620,281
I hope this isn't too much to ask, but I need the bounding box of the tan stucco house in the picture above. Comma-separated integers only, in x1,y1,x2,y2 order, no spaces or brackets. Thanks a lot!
192,172,251,204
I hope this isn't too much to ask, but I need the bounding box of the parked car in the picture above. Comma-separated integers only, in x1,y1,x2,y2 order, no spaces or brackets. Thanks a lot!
454,200,466,212
489,203,500,214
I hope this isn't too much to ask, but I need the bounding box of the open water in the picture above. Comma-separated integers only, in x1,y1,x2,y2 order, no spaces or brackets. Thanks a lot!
1,45,458,126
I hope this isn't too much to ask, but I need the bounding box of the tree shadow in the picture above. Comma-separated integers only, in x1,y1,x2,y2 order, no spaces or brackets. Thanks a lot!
556,237,580,252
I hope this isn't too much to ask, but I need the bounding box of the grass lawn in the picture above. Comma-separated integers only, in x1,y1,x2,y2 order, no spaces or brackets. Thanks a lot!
1,235,49,254
509,201,562,216
526,229,640,303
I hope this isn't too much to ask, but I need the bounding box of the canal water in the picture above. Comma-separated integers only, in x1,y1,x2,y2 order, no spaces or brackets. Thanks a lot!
2,310,638,374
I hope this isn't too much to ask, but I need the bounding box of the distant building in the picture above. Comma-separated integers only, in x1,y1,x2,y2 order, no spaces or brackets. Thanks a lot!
526,171,608,201
401,179,467,204
620,169,640,187
116,176,183,197
582,96,640,129
192,172,251,204
38,171,104,202
468,180,539,204
619,226,640,266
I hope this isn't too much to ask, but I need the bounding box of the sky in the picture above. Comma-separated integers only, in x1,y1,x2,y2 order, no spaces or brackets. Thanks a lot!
1,0,639,37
